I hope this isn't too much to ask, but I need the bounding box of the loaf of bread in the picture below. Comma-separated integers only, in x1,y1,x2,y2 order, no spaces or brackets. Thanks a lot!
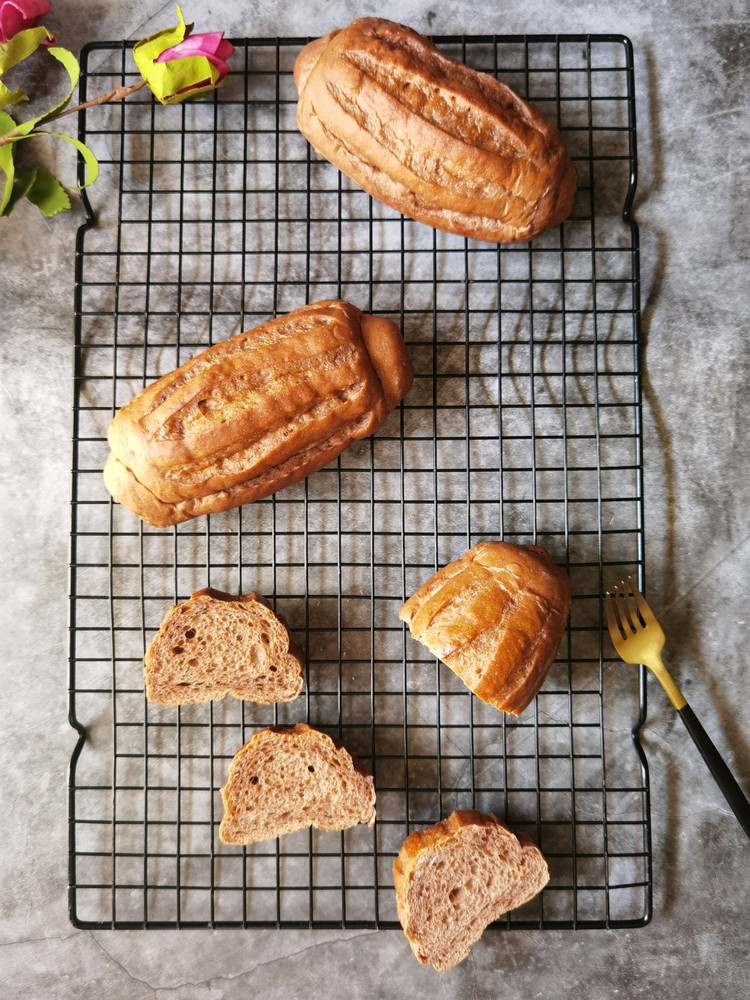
219,723,376,845
393,810,549,971
104,300,413,527
144,588,304,705
294,18,576,243
400,541,570,716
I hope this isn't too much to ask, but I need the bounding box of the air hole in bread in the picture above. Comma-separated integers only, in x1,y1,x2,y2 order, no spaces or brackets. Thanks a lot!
448,886,463,905
308,765,315,772
261,632,270,644
250,775,259,785
270,665,277,672
172,645,184,654
188,658,198,667
184,629,196,639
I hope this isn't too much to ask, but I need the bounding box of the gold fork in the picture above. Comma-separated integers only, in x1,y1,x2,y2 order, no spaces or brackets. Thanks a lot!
606,577,750,839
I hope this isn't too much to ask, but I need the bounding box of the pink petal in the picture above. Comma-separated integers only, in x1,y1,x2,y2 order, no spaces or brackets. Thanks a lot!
216,38,235,63
0,0,50,42
19,0,50,15
0,5,26,42
157,31,224,62
157,30,234,80
203,52,230,76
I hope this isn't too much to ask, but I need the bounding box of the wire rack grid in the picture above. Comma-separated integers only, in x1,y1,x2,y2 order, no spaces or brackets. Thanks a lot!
68,33,651,931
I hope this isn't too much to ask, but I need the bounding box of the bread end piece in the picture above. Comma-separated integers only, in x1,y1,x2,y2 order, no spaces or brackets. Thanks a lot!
393,810,549,971
399,540,570,717
103,453,179,528
293,31,336,93
361,313,414,411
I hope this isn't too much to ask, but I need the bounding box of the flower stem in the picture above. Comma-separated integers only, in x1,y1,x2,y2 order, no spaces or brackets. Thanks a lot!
0,78,148,147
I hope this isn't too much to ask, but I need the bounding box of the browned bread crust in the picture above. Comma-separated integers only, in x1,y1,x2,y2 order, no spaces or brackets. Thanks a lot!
219,723,376,845
399,541,570,715
393,810,549,971
104,300,413,527
294,19,576,243
144,588,304,705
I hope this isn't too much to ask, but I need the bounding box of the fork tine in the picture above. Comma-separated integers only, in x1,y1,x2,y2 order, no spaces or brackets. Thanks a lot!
614,585,635,634
605,591,622,641
627,575,656,624
619,579,640,630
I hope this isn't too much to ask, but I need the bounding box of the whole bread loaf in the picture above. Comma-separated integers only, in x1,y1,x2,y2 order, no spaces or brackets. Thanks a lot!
295,18,576,243
104,300,413,527
219,723,376,845
144,588,304,705
400,541,570,715
393,810,549,971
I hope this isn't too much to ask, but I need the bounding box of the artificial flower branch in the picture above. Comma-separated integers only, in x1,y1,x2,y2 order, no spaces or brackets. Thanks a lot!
0,3,234,216
0,78,146,147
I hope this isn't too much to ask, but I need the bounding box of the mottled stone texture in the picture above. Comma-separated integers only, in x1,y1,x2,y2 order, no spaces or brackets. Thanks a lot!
0,1,748,998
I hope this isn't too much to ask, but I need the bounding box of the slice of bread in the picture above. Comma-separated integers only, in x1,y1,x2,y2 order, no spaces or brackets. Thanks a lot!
144,588,304,705
219,723,377,845
393,810,549,971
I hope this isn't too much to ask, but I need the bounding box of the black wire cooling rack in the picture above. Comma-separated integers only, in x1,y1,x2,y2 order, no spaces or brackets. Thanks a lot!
68,33,651,930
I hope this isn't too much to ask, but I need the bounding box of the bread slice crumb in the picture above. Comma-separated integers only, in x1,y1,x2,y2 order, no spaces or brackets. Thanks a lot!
219,723,376,845
144,588,304,705
393,809,549,971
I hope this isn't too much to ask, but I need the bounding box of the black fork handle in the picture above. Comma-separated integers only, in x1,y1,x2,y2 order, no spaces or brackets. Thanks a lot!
678,703,750,839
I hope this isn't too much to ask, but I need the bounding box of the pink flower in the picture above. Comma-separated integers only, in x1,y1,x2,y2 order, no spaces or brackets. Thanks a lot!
156,31,234,80
0,0,50,43
133,6,235,105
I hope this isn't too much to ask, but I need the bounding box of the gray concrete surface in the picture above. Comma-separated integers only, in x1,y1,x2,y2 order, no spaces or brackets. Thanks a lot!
1,1,748,997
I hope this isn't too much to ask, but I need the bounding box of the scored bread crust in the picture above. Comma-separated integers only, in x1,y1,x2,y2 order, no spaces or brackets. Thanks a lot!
104,300,413,527
219,723,376,845
144,587,304,706
399,541,571,716
393,810,549,971
294,18,577,244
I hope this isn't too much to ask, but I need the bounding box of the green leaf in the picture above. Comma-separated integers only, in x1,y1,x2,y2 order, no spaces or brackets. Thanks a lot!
16,45,80,135
3,125,99,192
1,166,71,218
41,130,99,190
0,26,54,75
133,4,191,83
0,109,16,135
0,110,16,213
0,26,55,104
25,166,71,215
1,166,37,215
0,81,28,107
